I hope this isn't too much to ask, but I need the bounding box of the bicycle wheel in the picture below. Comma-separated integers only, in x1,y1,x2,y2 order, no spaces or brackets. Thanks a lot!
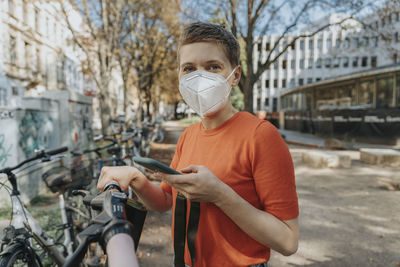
0,244,41,267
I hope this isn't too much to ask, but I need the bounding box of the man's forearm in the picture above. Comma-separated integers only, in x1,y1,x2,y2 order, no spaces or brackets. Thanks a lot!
131,179,172,212
214,184,298,256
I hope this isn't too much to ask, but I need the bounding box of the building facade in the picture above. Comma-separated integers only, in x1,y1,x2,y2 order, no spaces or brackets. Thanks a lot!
0,0,95,108
253,13,400,113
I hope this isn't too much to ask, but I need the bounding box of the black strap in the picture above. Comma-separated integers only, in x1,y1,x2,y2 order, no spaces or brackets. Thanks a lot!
174,194,187,267
187,201,200,265
174,194,201,267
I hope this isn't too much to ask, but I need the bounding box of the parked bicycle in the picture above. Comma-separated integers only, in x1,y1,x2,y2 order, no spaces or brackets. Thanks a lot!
0,147,94,267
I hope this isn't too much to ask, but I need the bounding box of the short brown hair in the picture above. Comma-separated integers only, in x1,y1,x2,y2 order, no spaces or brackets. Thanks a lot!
178,22,240,67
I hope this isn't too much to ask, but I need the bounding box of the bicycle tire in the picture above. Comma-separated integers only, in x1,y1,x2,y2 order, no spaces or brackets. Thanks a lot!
0,245,41,267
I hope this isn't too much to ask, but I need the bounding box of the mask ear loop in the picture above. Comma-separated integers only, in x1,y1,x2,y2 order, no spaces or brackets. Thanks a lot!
225,66,238,82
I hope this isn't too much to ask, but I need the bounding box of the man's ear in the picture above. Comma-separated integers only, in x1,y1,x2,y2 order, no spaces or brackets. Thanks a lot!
232,66,242,87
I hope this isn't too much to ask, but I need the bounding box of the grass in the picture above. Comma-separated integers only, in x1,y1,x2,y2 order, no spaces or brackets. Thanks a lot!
179,116,201,126
0,205,11,220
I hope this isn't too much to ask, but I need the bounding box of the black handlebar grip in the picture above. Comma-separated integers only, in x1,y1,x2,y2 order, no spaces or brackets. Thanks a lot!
46,146,68,156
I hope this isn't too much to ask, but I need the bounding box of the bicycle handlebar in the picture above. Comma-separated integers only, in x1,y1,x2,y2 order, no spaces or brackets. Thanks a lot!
71,138,117,157
63,182,138,267
0,146,68,173
46,146,69,156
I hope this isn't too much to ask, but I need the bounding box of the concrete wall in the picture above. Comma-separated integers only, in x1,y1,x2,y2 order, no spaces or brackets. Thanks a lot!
0,91,93,204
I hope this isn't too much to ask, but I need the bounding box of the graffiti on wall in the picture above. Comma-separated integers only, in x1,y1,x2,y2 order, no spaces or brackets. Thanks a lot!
18,111,54,158
0,134,12,167
70,103,93,149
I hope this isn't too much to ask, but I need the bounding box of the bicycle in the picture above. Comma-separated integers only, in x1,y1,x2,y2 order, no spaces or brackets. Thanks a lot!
0,147,93,267
63,182,145,267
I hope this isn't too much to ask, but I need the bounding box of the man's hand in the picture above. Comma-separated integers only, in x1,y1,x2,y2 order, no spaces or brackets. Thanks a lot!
162,165,227,203
97,166,147,191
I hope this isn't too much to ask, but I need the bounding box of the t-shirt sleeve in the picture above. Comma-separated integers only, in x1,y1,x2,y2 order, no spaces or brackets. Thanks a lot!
160,128,187,194
251,122,299,220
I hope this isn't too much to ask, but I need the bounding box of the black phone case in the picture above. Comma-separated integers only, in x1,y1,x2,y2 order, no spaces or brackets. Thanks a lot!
133,156,181,175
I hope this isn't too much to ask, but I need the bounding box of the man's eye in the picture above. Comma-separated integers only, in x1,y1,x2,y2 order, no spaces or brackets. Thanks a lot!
183,66,194,72
209,65,221,71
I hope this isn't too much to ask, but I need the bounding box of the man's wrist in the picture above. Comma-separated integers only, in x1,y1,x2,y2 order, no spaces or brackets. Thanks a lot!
213,182,235,208
129,168,147,191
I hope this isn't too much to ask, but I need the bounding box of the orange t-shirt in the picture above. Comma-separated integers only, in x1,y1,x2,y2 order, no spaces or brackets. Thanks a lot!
161,111,298,267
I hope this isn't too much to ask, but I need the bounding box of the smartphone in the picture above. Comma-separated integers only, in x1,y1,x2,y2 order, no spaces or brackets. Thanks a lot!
133,156,181,175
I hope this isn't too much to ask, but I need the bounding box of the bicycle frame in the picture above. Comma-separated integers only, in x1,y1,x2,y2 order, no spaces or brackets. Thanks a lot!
8,193,66,266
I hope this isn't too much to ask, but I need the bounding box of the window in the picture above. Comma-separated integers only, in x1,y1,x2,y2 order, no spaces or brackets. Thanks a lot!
395,32,399,43
35,8,40,32
316,58,322,68
376,77,394,108
298,78,304,86
396,13,400,22
36,48,40,71
273,61,278,70
343,57,349,67
289,79,295,88
325,58,331,68
273,79,278,88
326,38,331,49
257,98,261,110
23,0,28,24
25,42,31,68
308,40,313,50
343,38,350,49
10,36,16,65
265,98,269,106
8,0,13,14
300,59,304,69
46,17,50,37
371,36,378,47
291,60,295,69
308,58,313,69
307,78,313,84
300,39,305,50
290,41,295,50
361,56,368,67
335,39,340,48
282,60,287,69
257,42,262,52
353,37,359,48
333,57,340,68
317,39,322,49
265,42,270,51
361,37,369,47
316,77,321,82
282,79,286,88
371,56,377,68
393,53,398,64
265,79,270,88
381,18,385,27
352,57,358,67
12,86,18,96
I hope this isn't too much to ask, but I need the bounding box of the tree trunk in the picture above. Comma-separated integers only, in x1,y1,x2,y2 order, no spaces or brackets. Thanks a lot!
99,91,112,135
242,76,254,113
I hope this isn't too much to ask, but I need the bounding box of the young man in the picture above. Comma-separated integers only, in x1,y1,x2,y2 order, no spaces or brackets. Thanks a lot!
97,22,299,267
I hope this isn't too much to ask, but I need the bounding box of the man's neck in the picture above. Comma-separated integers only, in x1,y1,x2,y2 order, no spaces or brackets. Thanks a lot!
201,104,238,130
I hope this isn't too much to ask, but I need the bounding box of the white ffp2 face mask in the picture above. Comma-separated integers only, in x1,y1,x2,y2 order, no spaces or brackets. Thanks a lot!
179,67,237,118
